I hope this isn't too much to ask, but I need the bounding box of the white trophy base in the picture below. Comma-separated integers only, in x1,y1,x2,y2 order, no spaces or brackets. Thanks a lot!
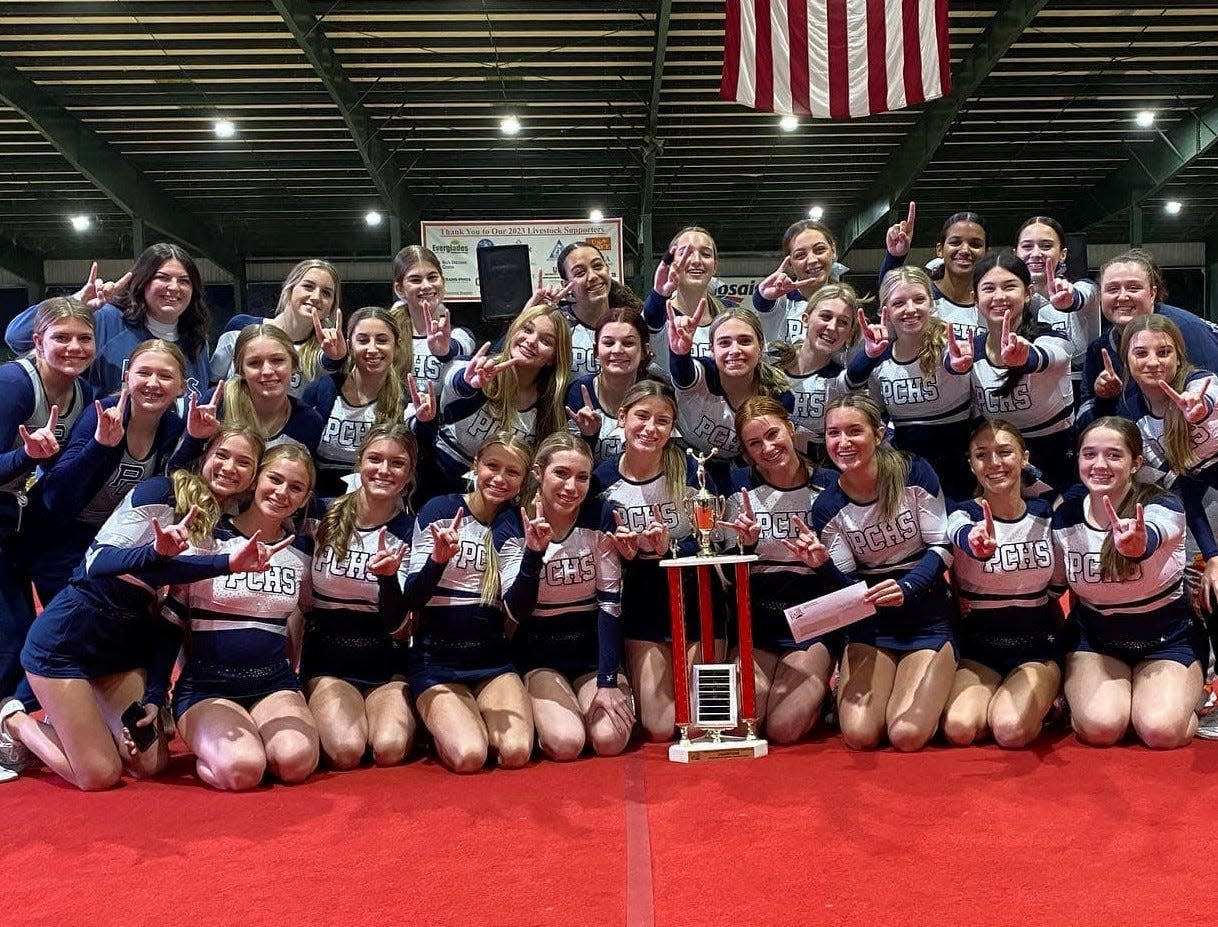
668,735,768,763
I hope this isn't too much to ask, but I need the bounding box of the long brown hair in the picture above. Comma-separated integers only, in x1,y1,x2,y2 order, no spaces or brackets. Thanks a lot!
1120,315,1199,472
344,307,409,426
618,380,686,509
827,394,910,521
484,305,571,443
115,243,209,363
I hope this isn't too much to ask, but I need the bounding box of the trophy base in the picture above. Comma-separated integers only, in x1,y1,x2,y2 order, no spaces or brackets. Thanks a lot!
668,735,768,763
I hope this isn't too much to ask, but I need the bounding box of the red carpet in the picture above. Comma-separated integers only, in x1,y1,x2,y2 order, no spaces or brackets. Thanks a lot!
4,734,1215,926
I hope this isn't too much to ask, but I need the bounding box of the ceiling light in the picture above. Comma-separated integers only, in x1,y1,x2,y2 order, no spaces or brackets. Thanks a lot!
807,206,825,221
500,114,521,135
1135,110,1155,128
589,209,604,223
1164,200,1182,215
214,118,236,138
69,215,91,232
779,115,799,132
364,210,383,226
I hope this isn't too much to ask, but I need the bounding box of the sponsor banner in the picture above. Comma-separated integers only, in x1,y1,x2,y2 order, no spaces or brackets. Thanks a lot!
420,219,624,302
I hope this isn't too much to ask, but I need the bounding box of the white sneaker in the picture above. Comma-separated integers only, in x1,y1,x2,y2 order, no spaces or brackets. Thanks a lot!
0,697,35,777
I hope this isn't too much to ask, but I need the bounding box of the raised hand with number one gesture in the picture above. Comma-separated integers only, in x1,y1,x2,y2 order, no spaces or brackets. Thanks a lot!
421,301,453,358
720,489,760,547
885,201,917,258
368,526,408,577
565,384,602,438
522,497,553,552
94,389,129,447
187,380,224,440
311,307,346,362
1160,376,1214,425
859,307,890,359
1044,258,1076,311
946,327,975,374
429,507,465,564
19,404,60,459
967,499,999,559
654,244,691,298
407,373,436,424
1094,347,1122,400
998,309,1031,368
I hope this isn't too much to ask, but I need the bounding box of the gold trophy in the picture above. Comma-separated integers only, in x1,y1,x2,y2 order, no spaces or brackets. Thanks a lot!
684,448,726,557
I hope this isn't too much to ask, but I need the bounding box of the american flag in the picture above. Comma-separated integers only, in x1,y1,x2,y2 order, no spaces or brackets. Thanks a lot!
720,0,951,119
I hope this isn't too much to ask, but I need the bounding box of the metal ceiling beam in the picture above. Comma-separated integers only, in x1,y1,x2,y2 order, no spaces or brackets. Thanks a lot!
0,227,45,295
1067,94,1218,233
637,0,673,290
839,0,1051,254
0,58,243,276
271,0,422,245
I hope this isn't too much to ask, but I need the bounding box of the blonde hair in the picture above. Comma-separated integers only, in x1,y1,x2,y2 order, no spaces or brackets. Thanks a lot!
879,266,947,381
277,259,341,381
523,431,594,512
618,380,686,511
708,308,790,396
251,443,317,526
31,296,95,343
827,394,910,521
124,339,187,395
172,425,265,545
473,433,534,607
484,306,571,445
1120,315,1199,472
344,307,409,426
224,324,300,438
316,423,418,564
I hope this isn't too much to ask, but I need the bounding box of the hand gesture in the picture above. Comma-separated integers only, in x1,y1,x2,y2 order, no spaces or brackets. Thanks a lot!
666,298,707,357
588,685,635,737
94,389,129,447
864,579,906,608
1044,258,1076,311
187,380,224,440
311,307,346,361
464,342,519,390
368,526,408,577
19,404,59,459
120,703,159,757
967,499,998,559
609,510,640,560
1103,495,1147,558
946,328,974,374
720,489,760,547
422,301,453,358
1161,376,1214,425
1094,348,1122,400
998,310,1031,368
429,507,465,564
780,515,828,568
654,244,691,298
407,373,436,424
74,261,132,311
859,307,890,359
522,497,553,552
640,503,670,555
885,202,916,258
524,268,575,310
758,256,816,301
151,504,199,557
565,384,603,437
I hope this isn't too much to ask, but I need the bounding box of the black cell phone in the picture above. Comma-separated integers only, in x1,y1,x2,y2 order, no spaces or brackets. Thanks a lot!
121,701,158,752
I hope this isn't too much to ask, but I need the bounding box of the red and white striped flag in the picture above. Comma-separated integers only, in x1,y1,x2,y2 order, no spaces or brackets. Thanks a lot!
720,0,951,119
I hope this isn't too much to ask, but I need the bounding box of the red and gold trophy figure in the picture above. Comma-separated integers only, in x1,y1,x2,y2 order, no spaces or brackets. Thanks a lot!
660,448,767,762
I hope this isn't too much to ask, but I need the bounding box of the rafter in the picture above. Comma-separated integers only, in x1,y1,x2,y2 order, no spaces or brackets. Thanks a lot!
637,0,673,292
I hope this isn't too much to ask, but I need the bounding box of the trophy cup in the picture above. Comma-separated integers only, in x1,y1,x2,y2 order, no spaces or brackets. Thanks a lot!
658,448,767,762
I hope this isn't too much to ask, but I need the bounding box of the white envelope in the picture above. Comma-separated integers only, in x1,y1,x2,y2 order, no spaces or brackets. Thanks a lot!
783,580,876,643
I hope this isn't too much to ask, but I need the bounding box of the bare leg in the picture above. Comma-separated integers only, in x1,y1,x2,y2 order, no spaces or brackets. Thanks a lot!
988,661,1061,748
761,645,834,745
19,674,123,791
886,644,957,752
475,672,534,769
416,683,488,773
365,681,415,766
306,676,369,769
625,639,674,742
575,672,634,757
526,669,586,762
251,689,319,784
836,644,897,750
1130,658,1202,749
177,698,266,791
1064,651,1132,746
942,660,1001,746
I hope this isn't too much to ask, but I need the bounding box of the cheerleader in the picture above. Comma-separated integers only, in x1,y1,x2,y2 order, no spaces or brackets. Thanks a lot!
1055,418,1203,749
722,398,844,743
168,444,319,790
210,259,344,397
752,219,843,344
6,244,212,398
769,283,863,460
643,226,725,367
390,245,474,392
3,426,271,789
304,424,419,769
376,433,535,773
942,421,1062,748
969,253,1075,492
668,304,794,482
499,433,633,760
433,305,572,492
303,307,435,500
546,242,642,377
808,395,957,751
594,381,705,742
882,204,988,341
564,307,653,466
23,340,187,603
847,266,976,501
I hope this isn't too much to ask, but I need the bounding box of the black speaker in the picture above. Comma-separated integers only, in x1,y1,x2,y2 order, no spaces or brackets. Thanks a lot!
477,243,533,320
1063,233,1088,282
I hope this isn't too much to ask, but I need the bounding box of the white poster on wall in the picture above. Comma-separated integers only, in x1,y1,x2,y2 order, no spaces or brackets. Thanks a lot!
420,219,625,302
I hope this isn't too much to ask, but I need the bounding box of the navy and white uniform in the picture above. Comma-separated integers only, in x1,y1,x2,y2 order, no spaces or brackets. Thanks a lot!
948,498,1061,674
167,394,324,475
378,495,517,695
434,361,539,489
847,346,975,501
302,509,414,688
563,308,601,379
22,396,184,602
879,252,984,342
970,330,1075,491
209,314,337,399
499,498,623,685
1033,280,1100,385
564,374,626,467
166,525,313,717
811,456,956,651
751,290,810,345
1052,490,1201,667
595,454,716,643
786,360,851,457
21,478,237,708
724,467,846,653
643,289,713,376
390,300,475,394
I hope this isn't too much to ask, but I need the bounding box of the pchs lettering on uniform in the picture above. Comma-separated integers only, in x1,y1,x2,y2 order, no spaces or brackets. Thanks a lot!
467,408,497,444
617,501,679,532
453,538,489,571
110,463,150,500
321,417,372,451
570,344,596,375
978,382,1033,415
1067,550,1142,585
314,545,378,581
691,416,734,448
794,390,826,422
982,539,1053,575
753,509,813,539
544,552,596,586
880,377,939,406
224,564,300,596
413,350,443,383
846,509,918,552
